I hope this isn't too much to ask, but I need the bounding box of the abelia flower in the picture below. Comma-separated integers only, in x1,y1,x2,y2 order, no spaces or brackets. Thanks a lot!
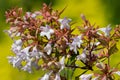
30,46,43,59
26,12,31,18
4,30,12,36
58,17,71,29
69,35,83,54
22,60,32,73
40,25,54,39
16,32,21,36
40,71,53,80
55,73,61,80
77,51,86,63
15,39,22,45
4,29,20,38
26,11,41,18
114,71,120,76
8,56,22,68
31,13,37,18
12,43,22,54
44,43,52,55
80,74,93,80
5,4,120,80
98,24,112,36
11,39,23,54
18,46,31,60
59,56,65,72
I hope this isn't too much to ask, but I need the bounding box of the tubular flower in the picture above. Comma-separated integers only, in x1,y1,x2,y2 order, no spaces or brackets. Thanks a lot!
40,25,54,39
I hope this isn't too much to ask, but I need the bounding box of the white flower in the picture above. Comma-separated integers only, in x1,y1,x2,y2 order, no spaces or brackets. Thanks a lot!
40,71,52,80
18,46,31,60
30,46,42,59
92,77,99,80
22,61,32,73
31,13,37,18
7,56,22,68
4,30,12,36
55,73,61,80
77,51,86,63
15,39,22,45
95,42,100,46
58,17,71,29
26,12,31,17
98,24,112,36
16,32,21,36
12,43,22,54
4,27,19,38
44,43,52,55
40,25,54,39
114,71,120,76
11,39,23,54
80,74,93,80
59,56,65,72
69,35,83,54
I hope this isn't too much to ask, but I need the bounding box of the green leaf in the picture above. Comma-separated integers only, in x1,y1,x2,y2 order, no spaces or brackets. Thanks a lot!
93,70,103,75
60,68,73,80
75,70,88,80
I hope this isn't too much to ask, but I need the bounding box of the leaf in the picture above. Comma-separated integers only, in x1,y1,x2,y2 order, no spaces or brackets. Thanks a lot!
93,70,103,75
60,68,73,80
109,44,118,55
67,68,74,80
75,70,88,80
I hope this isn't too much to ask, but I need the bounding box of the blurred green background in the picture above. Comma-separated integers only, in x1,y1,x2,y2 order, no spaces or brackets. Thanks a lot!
0,0,120,80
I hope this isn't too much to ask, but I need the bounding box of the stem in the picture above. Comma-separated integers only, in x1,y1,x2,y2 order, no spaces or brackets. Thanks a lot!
108,55,110,66
107,44,110,66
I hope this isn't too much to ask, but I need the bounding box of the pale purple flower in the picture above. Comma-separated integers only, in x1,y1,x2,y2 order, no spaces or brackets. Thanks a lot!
26,11,41,18
12,44,22,54
114,71,120,76
26,12,31,17
18,46,31,60
40,25,54,39
8,56,22,68
59,56,65,72
4,30,12,36
40,71,52,80
55,73,61,80
69,35,83,54
4,29,20,38
16,32,21,36
95,42,100,46
31,13,37,18
15,39,22,45
58,17,71,29
80,74,93,80
22,60,32,73
30,46,43,59
98,24,112,36
77,52,86,63
44,43,52,55
11,39,23,54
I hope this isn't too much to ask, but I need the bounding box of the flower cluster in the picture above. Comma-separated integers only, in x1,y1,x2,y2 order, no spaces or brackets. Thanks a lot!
5,3,120,80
